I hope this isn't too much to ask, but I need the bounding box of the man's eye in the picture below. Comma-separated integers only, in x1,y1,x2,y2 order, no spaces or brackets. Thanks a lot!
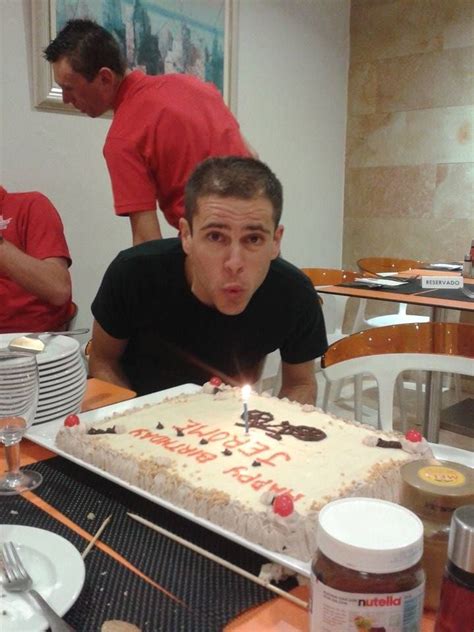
246,234,263,245
207,232,223,242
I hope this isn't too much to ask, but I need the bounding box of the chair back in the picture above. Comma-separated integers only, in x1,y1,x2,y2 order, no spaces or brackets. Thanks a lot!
321,322,474,430
357,257,424,275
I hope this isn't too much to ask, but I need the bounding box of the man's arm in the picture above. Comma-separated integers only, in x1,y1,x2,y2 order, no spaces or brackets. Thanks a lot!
278,359,317,405
129,210,163,245
0,239,71,306
88,320,131,388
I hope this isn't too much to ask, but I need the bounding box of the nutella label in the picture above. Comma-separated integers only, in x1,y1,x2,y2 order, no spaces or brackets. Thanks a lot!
418,465,466,487
310,576,424,631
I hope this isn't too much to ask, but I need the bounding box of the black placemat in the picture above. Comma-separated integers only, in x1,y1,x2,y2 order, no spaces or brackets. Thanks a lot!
420,287,474,302
337,280,422,295
2,457,297,631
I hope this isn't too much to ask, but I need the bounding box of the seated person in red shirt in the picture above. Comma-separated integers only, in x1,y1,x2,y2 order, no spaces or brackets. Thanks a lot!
44,19,256,246
0,186,72,333
89,157,328,405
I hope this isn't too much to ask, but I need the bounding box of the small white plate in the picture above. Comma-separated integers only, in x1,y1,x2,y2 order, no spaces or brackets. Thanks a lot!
0,525,85,631
0,335,80,366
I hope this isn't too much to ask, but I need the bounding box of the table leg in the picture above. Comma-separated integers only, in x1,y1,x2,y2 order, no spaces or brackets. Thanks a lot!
423,371,442,442
422,306,447,442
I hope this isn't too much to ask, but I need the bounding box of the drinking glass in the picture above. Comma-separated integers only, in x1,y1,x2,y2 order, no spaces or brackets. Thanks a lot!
0,350,42,495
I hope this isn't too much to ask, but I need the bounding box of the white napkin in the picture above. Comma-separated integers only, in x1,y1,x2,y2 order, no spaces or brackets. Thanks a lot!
428,263,462,270
355,277,409,287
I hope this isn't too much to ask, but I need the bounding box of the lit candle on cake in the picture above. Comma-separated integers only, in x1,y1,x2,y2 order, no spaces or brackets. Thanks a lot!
242,384,251,435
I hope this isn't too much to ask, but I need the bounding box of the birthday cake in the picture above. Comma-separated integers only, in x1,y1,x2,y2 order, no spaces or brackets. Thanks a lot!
56,383,431,561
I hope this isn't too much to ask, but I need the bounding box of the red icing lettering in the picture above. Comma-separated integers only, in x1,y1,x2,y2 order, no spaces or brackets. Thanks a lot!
129,428,156,439
257,452,290,467
251,477,274,491
238,441,270,458
176,445,201,456
222,435,251,449
222,467,304,503
196,452,217,463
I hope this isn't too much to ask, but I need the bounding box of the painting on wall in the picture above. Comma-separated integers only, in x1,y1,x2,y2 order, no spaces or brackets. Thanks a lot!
32,0,234,115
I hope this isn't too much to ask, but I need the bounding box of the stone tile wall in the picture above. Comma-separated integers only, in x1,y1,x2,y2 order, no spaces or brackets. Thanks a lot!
343,0,473,272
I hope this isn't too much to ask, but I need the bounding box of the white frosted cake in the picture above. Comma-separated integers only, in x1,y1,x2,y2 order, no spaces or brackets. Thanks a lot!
56,383,431,561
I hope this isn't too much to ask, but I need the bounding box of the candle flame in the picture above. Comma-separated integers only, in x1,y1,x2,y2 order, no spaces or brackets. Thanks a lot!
241,384,251,401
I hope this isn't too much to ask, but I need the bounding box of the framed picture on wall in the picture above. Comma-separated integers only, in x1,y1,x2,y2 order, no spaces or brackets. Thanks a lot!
32,0,235,115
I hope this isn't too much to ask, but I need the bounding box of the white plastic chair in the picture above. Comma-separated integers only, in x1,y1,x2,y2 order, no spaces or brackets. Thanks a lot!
256,268,363,398
321,322,474,435
353,257,429,330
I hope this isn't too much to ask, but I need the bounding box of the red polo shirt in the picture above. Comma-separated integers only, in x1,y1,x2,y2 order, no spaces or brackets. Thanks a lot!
103,71,251,229
0,187,72,332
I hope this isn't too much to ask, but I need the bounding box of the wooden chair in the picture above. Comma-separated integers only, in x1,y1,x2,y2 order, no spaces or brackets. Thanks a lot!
321,322,474,435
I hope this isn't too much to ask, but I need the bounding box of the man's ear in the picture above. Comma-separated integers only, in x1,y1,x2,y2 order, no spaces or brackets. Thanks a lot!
97,67,115,86
179,217,192,254
271,225,284,259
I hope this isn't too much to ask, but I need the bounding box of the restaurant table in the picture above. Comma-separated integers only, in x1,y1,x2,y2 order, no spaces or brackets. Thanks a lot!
1,378,440,631
317,273,474,442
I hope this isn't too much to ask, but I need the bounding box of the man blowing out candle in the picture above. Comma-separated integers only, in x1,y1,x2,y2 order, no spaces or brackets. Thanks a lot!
89,157,328,405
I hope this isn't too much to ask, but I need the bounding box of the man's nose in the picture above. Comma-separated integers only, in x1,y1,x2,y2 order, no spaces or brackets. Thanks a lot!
224,244,244,274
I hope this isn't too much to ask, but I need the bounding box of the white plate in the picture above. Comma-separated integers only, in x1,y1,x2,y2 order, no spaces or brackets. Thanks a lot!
37,391,85,416
39,356,84,380
0,525,85,632
25,385,474,577
39,380,86,403
34,397,84,423
0,335,79,366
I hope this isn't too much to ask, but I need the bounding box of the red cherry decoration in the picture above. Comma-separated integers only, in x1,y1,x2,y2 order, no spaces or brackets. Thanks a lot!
64,414,80,427
405,428,422,443
273,493,294,517
210,376,222,386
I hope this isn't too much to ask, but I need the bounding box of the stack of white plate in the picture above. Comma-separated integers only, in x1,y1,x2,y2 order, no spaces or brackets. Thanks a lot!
0,334,87,425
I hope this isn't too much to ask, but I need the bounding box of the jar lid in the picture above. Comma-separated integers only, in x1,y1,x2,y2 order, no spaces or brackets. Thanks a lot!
317,498,423,573
400,459,474,521
449,505,474,573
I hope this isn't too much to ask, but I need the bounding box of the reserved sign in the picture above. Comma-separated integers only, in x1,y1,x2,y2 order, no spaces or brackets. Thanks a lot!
421,276,464,289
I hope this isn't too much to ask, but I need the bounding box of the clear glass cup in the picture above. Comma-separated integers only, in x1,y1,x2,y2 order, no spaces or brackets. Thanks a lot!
0,350,42,494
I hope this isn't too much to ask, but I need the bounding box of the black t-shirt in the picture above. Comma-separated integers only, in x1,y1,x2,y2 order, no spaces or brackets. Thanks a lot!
92,239,327,395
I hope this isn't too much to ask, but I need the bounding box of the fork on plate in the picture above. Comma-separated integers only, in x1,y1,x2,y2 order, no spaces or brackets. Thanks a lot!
1,541,75,632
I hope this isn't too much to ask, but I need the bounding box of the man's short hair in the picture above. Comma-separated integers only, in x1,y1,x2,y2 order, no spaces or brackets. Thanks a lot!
184,157,283,228
43,19,126,81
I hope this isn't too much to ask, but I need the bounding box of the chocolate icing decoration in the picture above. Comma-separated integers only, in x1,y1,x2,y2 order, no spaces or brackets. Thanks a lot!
237,409,326,442
222,449,232,456
252,460,261,467
199,438,209,445
87,426,117,435
156,422,164,429
376,438,402,449
212,387,221,395
175,427,184,437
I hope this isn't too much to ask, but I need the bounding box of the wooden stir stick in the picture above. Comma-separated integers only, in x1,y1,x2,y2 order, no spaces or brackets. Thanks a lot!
127,512,308,610
82,515,113,559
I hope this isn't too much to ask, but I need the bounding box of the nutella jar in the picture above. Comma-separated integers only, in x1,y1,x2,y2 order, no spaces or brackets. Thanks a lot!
310,498,424,632
400,459,474,610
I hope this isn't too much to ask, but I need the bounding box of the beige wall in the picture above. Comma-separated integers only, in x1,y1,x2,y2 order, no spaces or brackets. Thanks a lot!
343,0,473,268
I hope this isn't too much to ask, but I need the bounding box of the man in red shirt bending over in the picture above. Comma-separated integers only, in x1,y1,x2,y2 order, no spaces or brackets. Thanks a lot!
44,19,256,246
